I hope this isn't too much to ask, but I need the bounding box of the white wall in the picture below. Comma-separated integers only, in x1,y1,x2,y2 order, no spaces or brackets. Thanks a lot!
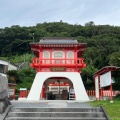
42,50,75,64
27,72,89,101
0,60,18,72
8,63,17,71
42,50,74,59
0,60,8,65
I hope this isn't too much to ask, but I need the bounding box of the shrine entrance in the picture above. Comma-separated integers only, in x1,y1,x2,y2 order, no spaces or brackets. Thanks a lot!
27,72,89,101
41,77,73,100
27,38,89,101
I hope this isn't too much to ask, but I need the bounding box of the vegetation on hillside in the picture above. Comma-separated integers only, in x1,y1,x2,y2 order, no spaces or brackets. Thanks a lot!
0,21,120,90
7,67,36,93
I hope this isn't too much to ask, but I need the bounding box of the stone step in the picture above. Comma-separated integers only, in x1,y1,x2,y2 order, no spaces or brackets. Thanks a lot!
10,107,102,112
7,112,105,118
5,117,107,120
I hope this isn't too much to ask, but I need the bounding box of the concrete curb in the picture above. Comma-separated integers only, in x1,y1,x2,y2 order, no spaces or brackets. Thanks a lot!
1,105,12,120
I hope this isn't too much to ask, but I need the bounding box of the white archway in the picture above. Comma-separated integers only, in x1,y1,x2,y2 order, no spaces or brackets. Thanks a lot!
27,72,89,101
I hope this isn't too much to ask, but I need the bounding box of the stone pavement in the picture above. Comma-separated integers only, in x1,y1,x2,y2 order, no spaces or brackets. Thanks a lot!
11,100,92,108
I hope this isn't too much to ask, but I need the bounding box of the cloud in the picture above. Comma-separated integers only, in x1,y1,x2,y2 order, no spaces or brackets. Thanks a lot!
0,0,120,28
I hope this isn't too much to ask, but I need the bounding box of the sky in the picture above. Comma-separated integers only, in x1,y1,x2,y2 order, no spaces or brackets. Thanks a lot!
0,0,120,28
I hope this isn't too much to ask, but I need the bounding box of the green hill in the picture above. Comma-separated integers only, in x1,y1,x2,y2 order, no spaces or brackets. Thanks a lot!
0,21,120,90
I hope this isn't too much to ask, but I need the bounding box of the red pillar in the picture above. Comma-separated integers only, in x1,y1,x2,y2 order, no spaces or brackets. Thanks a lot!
14,87,16,99
50,49,52,64
101,87,104,100
110,84,113,101
94,77,96,98
64,50,67,64
98,75,100,100
39,45,42,72
75,45,78,71
110,71,113,101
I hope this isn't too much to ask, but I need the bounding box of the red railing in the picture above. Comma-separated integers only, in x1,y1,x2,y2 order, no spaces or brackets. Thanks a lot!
31,58,85,67
86,90,120,96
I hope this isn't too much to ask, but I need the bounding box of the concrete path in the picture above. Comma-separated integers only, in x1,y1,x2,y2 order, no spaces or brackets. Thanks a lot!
11,100,92,108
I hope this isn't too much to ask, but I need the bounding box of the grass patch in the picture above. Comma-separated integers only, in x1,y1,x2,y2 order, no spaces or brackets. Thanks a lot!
90,96,120,120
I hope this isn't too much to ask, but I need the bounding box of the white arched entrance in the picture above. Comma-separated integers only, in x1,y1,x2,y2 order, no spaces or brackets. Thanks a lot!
44,77,73,100
27,72,89,101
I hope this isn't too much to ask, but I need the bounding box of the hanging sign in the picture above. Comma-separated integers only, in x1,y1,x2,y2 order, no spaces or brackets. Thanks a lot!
100,71,112,87
50,67,66,71
9,88,14,96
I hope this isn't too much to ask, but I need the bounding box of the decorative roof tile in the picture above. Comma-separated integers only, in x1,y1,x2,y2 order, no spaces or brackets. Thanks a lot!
39,38,78,44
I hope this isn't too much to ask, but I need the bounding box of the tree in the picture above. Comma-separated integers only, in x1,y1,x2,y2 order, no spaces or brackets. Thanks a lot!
81,65,98,90
85,21,95,26
109,52,120,66
6,70,20,84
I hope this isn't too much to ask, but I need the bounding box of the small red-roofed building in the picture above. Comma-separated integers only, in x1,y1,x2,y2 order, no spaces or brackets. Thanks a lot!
93,66,119,101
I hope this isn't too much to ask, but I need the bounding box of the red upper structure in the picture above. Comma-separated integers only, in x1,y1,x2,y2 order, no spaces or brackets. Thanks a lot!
30,38,86,72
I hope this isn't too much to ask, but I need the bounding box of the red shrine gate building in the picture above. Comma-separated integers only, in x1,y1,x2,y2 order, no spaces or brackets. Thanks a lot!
27,38,89,101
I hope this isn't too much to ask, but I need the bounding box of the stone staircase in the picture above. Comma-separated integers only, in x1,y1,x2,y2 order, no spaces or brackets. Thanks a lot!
5,107,108,120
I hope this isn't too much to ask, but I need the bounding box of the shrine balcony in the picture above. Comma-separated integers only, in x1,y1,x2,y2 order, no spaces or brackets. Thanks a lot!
31,58,86,68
